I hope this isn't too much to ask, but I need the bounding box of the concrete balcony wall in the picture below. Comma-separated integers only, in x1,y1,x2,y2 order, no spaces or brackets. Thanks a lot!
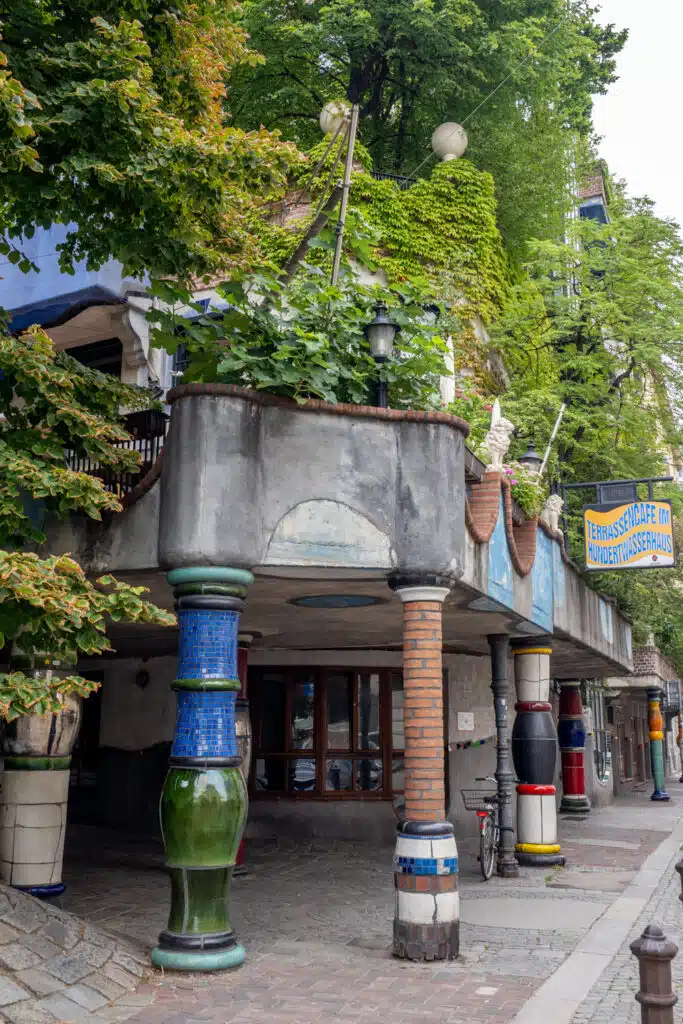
42,385,634,677
158,387,469,577
551,541,632,673
42,482,161,575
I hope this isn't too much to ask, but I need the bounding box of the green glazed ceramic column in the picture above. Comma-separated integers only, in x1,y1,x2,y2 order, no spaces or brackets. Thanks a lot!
152,566,253,972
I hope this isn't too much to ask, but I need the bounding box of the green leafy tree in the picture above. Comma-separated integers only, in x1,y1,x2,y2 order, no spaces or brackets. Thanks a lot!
231,0,626,255
488,185,683,667
0,0,306,719
0,0,299,280
0,327,175,719
493,189,683,482
154,151,510,409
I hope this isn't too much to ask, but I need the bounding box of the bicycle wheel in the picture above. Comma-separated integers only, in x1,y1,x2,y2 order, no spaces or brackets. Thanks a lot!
479,815,496,880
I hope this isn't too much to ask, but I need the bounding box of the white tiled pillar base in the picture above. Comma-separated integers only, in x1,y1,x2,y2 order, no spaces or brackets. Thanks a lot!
0,771,69,889
517,792,559,846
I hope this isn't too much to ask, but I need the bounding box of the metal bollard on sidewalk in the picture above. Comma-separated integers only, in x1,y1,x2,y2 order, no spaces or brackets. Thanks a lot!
676,858,683,906
630,924,678,1024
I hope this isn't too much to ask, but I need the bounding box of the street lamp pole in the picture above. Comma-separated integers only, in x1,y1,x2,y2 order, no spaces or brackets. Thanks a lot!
488,633,519,878
363,301,400,409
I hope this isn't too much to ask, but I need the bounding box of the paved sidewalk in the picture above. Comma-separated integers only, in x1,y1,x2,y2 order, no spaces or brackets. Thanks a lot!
513,793,683,1023
571,813,683,1021
0,790,682,1022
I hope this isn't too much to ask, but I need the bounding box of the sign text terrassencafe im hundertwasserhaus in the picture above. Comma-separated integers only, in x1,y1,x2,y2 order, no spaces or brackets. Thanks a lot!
584,500,675,571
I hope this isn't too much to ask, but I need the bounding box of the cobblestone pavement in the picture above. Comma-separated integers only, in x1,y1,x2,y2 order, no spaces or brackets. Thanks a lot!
0,885,148,1024
571,820,683,1021
0,791,680,1023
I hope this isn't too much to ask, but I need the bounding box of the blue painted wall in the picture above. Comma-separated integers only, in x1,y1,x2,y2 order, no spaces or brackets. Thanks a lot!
552,541,566,620
531,529,553,632
487,497,514,610
1,225,124,319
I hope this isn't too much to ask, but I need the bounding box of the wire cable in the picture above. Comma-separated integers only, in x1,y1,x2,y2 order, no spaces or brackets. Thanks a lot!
407,15,568,180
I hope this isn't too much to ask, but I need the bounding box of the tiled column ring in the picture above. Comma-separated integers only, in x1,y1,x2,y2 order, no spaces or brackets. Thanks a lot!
152,566,253,972
512,646,565,867
558,681,590,814
390,579,458,962
648,688,670,802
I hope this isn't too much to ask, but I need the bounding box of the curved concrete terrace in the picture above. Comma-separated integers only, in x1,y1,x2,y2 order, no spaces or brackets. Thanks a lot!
44,388,632,678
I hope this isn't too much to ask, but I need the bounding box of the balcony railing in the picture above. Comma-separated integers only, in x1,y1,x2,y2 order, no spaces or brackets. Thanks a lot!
662,680,681,716
66,408,168,497
370,171,417,191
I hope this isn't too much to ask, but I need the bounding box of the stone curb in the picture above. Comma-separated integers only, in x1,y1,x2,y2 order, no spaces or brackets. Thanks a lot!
511,808,683,1023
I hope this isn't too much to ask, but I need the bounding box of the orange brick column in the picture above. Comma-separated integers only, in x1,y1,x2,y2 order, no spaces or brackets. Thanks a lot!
390,579,458,962
402,597,447,819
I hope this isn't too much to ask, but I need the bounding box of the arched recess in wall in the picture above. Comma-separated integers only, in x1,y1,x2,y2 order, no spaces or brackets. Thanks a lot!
264,499,395,570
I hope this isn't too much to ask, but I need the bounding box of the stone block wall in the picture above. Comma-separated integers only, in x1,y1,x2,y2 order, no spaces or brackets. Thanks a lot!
632,645,678,686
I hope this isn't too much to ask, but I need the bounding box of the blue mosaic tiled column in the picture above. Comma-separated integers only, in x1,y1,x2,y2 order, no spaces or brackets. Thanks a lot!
152,567,253,972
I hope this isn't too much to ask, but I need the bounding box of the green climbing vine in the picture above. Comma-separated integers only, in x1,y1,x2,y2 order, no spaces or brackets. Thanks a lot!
257,141,510,342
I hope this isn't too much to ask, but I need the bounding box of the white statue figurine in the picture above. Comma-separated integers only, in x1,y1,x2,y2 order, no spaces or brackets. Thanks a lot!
541,493,564,534
483,399,515,471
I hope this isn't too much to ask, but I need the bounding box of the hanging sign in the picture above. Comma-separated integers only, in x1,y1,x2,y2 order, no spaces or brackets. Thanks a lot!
584,500,675,571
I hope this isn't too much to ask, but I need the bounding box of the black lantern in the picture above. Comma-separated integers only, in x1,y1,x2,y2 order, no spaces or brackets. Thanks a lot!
518,441,542,475
364,301,400,408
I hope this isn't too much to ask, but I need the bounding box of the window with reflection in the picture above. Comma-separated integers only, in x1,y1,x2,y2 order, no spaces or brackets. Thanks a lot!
588,683,612,784
250,668,407,799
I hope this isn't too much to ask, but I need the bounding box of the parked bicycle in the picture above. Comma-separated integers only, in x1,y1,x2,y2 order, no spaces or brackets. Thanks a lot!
461,776,499,880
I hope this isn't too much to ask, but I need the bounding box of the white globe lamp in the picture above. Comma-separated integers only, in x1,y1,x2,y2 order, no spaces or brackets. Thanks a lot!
431,122,468,162
320,101,351,136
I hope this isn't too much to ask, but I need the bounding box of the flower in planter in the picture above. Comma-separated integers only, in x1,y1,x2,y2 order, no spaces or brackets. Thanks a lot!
503,462,546,519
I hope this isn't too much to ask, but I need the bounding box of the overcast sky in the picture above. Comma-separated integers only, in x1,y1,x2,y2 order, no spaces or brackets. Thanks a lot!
592,1,683,229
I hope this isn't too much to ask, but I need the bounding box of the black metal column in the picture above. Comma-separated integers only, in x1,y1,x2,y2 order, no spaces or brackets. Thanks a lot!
488,634,519,878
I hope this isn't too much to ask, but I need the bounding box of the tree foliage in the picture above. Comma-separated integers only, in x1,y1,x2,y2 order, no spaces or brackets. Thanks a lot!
155,147,512,408
260,142,509,318
0,557,174,720
0,328,175,719
492,189,683,482
486,186,683,667
231,0,626,255
0,0,299,281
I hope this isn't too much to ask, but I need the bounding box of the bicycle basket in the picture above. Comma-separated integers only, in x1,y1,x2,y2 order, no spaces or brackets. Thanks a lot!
460,789,497,812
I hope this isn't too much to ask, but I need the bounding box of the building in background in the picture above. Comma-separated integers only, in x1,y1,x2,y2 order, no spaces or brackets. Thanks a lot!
605,642,681,793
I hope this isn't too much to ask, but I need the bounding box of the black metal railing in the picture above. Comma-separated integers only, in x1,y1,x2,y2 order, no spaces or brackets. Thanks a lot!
662,680,681,717
66,408,169,497
370,171,417,191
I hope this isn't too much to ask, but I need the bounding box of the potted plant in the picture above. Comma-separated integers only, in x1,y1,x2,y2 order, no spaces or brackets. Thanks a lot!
0,331,176,897
0,554,175,897
0,650,96,896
